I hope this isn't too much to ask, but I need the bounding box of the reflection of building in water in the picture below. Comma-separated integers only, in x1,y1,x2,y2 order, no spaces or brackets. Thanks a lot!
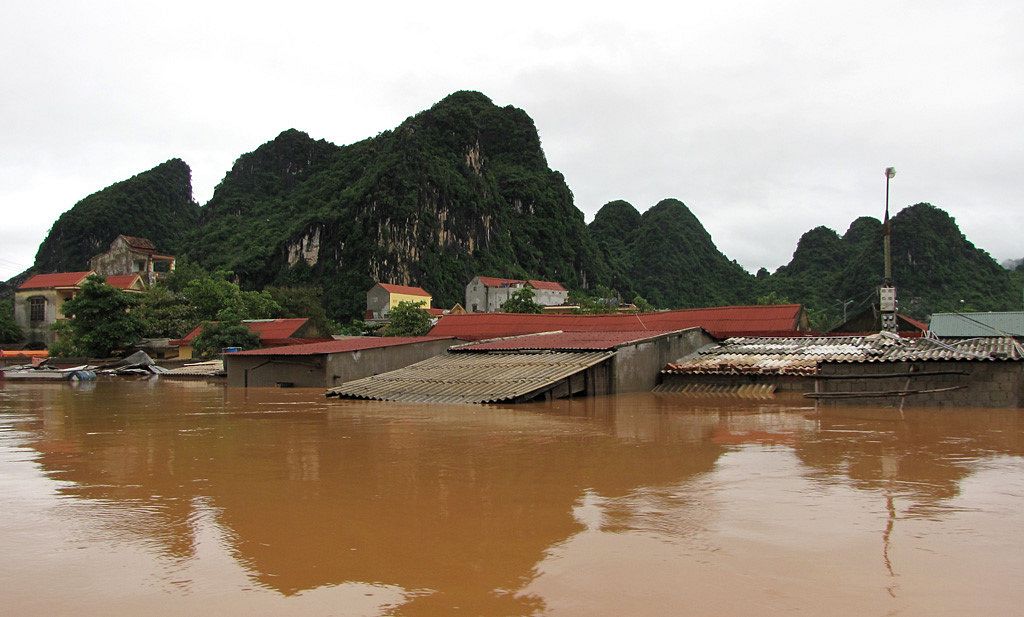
12,384,726,614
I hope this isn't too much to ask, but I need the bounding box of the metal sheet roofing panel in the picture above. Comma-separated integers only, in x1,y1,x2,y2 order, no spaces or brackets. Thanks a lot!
664,333,1022,376
326,351,613,404
929,312,1024,338
429,304,803,340
231,336,456,356
19,272,93,289
452,330,683,352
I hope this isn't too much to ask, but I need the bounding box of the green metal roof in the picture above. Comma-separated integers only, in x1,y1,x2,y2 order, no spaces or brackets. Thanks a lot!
929,312,1024,338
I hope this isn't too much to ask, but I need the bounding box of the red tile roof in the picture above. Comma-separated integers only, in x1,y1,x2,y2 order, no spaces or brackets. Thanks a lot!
453,330,685,351
377,283,431,297
230,336,458,356
18,272,93,290
429,304,804,340
476,277,567,292
105,274,143,289
172,318,311,345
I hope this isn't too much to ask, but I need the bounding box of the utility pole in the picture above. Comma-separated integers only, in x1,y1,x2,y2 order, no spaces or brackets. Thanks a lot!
880,167,898,332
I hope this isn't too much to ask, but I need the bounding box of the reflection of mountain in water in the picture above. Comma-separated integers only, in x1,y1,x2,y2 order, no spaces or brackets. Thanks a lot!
12,383,727,615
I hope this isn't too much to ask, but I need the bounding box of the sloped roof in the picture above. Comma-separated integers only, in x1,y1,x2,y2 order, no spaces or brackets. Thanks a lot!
476,276,567,292
18,272,93,290
929,312,1024,338
429,304,804,340
173,318,311,345
376,283,431,297
453,329,688,352
230,336,456,356
326,351,613,404
664,333,1022,377
119,235,157,251
105,274,143,290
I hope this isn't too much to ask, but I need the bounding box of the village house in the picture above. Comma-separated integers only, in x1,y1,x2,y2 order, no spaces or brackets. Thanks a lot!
170,318,324,360
14,272,144,346
365,283,434,320
464,276,568,313
89,235,176,286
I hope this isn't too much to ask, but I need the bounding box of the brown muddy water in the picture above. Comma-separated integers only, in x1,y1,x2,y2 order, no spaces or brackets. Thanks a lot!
0,380,1022,616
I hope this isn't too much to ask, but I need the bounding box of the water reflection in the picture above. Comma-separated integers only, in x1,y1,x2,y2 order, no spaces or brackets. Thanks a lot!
1,382,1021,616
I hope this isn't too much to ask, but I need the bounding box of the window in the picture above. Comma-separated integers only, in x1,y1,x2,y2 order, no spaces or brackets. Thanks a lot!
29,297,46,322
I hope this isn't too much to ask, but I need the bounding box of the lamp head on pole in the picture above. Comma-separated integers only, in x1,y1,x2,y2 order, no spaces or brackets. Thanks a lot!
885,167,896,179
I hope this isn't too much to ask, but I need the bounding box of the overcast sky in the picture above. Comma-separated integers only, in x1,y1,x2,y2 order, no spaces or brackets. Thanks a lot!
2,1,1021,281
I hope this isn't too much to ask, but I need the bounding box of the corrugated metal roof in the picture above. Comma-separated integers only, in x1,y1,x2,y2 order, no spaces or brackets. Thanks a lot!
326,351,612,404
19,272,93,289
172,318,311,345
452,329,684,352
230,336,455,356
664,333,1022,376
929,312,1024,338
429,304,803,340
105,274,143,289
376,283,431,297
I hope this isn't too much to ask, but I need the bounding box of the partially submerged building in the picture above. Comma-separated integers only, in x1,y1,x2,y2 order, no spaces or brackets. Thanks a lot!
14,272,143,347
89,235,176,285
224,336,460,388
326,328,712,404
464,277,568,313
660,332,1024,407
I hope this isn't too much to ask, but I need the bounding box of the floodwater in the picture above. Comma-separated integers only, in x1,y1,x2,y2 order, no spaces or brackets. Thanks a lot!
0,381,1022,616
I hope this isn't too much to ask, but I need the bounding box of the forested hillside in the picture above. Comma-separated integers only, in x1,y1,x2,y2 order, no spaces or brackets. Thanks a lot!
33,159,199,272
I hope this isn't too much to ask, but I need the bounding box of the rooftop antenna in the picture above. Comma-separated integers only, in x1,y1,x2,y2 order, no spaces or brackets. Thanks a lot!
880,167,898,332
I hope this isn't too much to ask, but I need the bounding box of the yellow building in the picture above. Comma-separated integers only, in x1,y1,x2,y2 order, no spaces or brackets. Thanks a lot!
366,283,432,320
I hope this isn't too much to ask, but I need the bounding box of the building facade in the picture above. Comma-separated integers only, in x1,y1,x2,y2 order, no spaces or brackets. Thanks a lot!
464,277,568,313
89,235,176,286
14,272,143,347
366,283,432,320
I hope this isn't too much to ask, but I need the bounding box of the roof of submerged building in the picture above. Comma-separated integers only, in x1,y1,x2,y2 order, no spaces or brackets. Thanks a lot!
452,329,691,352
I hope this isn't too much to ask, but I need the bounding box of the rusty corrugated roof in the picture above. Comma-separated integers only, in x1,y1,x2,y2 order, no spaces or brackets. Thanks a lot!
664,333,1022,377
452,329,685,352
230,336,456,356
326,351,612,404
430,304,803,340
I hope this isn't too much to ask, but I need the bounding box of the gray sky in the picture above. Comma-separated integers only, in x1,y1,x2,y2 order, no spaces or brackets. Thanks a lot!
2,1,1022,281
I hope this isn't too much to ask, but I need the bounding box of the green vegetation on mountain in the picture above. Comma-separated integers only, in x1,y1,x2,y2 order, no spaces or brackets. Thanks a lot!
763,203,1021,323
34,159,199,272
186,91,608,319
590,198,754,308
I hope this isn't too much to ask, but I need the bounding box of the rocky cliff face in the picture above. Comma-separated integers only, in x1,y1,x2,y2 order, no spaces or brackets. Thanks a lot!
188,91,609,317
33,159,199,273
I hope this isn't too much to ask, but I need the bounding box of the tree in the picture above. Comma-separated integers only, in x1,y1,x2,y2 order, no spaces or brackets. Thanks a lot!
192,320,261,358
58,275,144,357
180,271,282,322
266,285,330,334
383,300,431,336
137,285,196,338
500,285,543,314
632,295,655,313
570,285,621,314
0,300,22,343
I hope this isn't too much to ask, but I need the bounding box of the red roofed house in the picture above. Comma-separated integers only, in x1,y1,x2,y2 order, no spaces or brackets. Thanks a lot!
170,318,324,360
14,271,144,347
366,283,433,320
465,276,568,313
429,304,807,341
89,234,176,286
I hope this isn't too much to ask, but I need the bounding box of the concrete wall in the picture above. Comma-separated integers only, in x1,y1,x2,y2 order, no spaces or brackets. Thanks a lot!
611,328,714,393
90,237,173,285
817,361,1024,408
226,338,456,388
464,277,568,313
366,286,429,319
14,289,71,346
